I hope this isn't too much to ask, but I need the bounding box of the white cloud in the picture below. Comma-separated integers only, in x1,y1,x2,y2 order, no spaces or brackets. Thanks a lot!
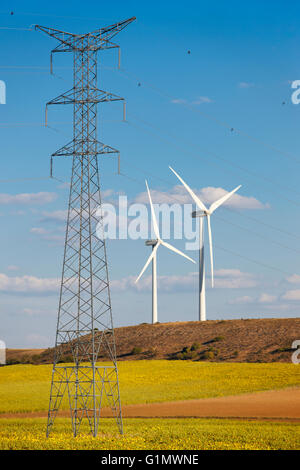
200,187,268,210
0,273,59,295
10,210,26,216
214,269,257,288
0,192,57,205
41,209,68,223
229,292,278,305
229,295,254,305
282,289,300,301
31,227,47,235
40,200,112,225
111,275,150,292
111,268,257,293
192,96,213,104
111,273,196,293
171,96,213,105
238,82,254,89
135,185,268,210
23,307,47,316
7,265,19,271
102,189,115,198
263,303,291,312
30,226,64,243
258,293,277,303
171,98,187,104
286,274,300,284
57,182,70,189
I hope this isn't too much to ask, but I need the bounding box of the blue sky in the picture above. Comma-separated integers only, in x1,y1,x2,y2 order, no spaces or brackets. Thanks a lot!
1,0,300,347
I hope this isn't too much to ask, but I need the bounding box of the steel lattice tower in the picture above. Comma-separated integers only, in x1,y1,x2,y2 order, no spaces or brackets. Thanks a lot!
36,17,136,438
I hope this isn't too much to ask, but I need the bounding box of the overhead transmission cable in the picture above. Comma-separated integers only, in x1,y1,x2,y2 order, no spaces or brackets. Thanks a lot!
118,162,300,255
117,66,300,165
120,157,300,242
117,169,295,278
125,116,300,210
0,28,298,267
0,24,299,165
0,176,51,183
126,113,300,205
0,10,116,22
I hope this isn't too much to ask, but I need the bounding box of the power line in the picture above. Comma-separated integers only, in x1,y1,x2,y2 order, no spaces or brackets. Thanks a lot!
1,23,299,167
0,176,51,183
214,214,300,256
0,164,293,278
0,122,50,127
118,67,300,166
3,59,300,201
116,169,296,277
126,115,300,208
0,120,120,127
128,112,300,198
0,10,116,22
214,244,291,277
120,158,300,243
0,27,298,269
121,162,300,253
0,26,33,31
0,153,294,277
223,206,300,242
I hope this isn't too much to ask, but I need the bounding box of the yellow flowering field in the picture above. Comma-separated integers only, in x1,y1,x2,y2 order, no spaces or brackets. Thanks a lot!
0,361,299,414
0,417,298,450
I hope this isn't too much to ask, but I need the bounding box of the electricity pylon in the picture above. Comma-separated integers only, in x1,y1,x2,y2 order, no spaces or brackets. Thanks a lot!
36,17,136,438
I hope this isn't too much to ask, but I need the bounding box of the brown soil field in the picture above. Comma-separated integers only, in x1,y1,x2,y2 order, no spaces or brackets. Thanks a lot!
6,317,300,364
1,388,299,421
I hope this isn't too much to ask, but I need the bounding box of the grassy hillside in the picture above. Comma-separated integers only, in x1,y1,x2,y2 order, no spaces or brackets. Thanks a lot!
6,317,300,364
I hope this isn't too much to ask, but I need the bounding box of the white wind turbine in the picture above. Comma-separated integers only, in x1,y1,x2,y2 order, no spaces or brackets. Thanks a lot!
135,180,195,324
169,166,241,321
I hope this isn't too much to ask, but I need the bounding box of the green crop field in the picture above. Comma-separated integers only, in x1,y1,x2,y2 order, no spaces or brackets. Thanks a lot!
0,418,298,450
0,361,299,414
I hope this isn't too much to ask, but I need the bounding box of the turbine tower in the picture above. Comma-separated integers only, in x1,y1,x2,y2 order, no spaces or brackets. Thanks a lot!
36,17,136,438
136,181,195,323
170,167,241,321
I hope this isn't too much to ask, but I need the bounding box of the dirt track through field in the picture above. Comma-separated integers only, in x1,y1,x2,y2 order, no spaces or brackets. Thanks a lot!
1,388,299,421
120,388,300,420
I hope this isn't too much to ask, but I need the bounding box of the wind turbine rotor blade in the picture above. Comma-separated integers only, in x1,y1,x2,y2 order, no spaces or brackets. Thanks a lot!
169,166,208,212
145,180,160,239
135,242,160,283
206,215,214,287
208,185,242,214
160,239,196,263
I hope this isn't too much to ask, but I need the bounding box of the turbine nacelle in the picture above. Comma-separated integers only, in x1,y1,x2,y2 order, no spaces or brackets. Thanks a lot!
145,239,158,247
192,210,207,218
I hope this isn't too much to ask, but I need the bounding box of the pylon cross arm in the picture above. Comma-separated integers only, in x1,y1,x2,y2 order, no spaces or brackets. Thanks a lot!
35,25,77,48
35,17,136,49
89,16,136,42
51,139,119,157
47,88,124,106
